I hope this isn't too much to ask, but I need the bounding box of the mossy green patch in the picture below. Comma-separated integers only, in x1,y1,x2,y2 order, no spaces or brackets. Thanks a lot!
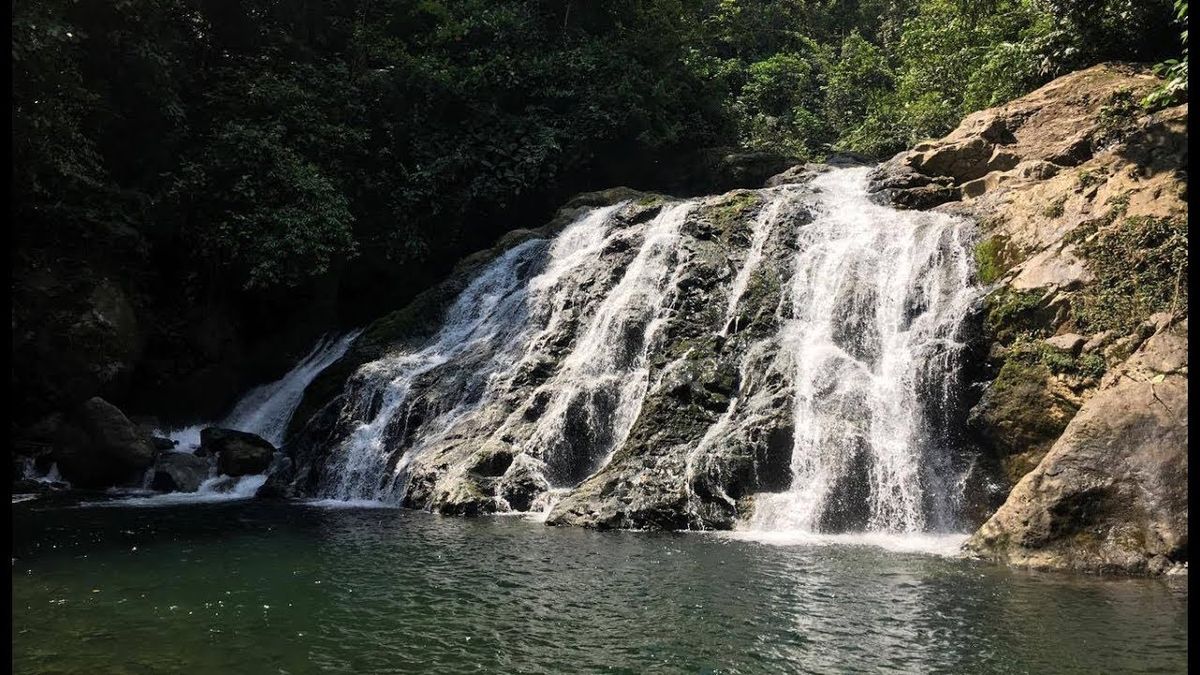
1005,336,1106,382
1071,215,1188,333
636,194,668,208
984,288,1046,344
1076,169,1105,190
983,354,1077,481
974,235,1010,284
1096,88,1141,145
707,192,761,236
1104,192,1130,218
729,271,783,338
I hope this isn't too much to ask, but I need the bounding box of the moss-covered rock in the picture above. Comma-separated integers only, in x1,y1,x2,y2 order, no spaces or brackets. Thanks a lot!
965,319,1188,574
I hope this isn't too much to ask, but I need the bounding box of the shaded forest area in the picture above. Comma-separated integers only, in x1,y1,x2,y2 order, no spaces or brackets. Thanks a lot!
10,0,1185,426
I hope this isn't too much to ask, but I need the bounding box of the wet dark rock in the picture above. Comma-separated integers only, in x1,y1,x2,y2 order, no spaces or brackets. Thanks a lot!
151,436,178,451
498,457,552,512
151,452,210,492
76,397,158,468
50,397,158,488
467,446,515,478
200,427,276,476
256,456,295,499
12,478,70,494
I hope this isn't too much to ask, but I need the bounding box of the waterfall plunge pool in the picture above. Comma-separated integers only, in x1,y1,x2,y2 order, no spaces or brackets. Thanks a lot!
12,500,1188,674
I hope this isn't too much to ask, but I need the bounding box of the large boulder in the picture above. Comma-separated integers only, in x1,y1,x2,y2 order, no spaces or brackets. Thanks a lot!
151,452,211,492
869,64,1163,206
652,147,800,196
200,427,276,476
50,397,158,488
964,318,1188,574
255,456,295,499
76,397,157,468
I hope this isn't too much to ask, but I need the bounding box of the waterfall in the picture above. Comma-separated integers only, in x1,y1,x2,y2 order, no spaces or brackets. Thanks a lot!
746,168,979,533
165,330,361,451
316,202,698,501
720,186,803,336
318,237,554,501
222,331,363,446
312,166,980,533
518,202,692,483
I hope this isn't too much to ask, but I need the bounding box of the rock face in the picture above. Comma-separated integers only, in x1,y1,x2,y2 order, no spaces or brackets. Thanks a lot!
50,397,159,488
964,319,1188,574
285,183,828,525
870,63,1188,574
200,427,276,476
275,64,1184,577
255,456,295,499
286,161,986,536
152,452,212,492
11,252,146,430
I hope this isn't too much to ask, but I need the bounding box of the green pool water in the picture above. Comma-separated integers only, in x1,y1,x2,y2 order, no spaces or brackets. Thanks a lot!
11,498,1188,674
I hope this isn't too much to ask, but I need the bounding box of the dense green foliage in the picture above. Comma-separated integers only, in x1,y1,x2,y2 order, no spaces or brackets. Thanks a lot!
12,0,1181,298
1144,0,1189,108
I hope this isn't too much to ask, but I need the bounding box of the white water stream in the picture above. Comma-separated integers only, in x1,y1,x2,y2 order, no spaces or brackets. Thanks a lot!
745,168,979,534
164,330,361,451
107,330,364,504
313,167,981,537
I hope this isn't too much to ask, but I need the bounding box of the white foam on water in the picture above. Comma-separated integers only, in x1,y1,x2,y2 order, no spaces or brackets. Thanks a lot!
85,475,268,508
299,498,398,510
718,529,970,557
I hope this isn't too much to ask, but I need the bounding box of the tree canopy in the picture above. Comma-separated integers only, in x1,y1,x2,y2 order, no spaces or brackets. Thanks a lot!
12,0,1183,299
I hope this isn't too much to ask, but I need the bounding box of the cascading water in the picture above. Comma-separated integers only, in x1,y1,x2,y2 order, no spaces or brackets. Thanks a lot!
312,166,981,535
131,330,362,502
516,202,692,483
319,237,553,501
165,330,361,450
317,202,698,502
222,331,363,446
745,168,979,534
719,185,803,336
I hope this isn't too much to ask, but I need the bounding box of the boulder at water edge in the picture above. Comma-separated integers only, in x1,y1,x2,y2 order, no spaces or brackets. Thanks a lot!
200,427,276,476
256,456,295,499
965,319,1188,574
151,452,211,492
51,397,159,488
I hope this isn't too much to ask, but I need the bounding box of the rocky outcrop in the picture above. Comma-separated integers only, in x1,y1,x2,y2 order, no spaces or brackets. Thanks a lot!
964,318,1188,574
48,397,159,488
151,452,211,492
285,183,816,524
200,427,276,476
870,64,1169,208
870,63,1188,574
256,456,295,499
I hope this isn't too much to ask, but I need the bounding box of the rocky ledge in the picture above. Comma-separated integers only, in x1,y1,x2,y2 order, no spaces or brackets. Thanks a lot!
869,63,1188,574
